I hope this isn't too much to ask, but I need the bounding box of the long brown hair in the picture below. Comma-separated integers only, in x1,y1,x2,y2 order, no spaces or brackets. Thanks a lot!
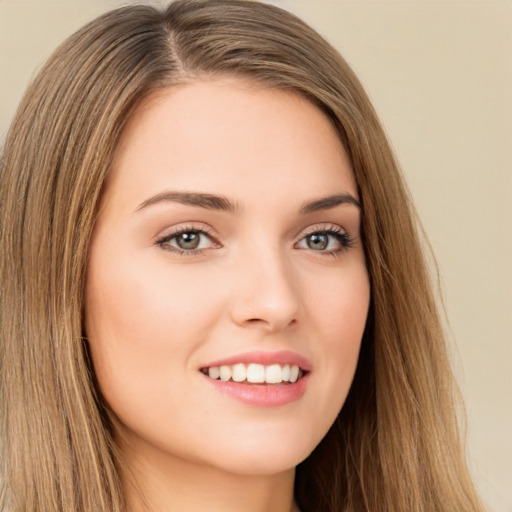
0,1,484,511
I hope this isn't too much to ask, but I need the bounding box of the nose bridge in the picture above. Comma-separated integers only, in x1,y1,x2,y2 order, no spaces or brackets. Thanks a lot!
230,237,300,330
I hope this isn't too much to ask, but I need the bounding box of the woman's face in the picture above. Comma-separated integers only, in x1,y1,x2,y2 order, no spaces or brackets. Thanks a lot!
85,79,370,476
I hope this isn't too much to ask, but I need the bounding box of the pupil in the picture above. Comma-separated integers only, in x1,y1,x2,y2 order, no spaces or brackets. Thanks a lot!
177,232,200,249
308,233,328,250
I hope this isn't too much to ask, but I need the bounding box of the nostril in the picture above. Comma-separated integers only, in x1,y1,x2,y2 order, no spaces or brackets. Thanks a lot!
244,317,298,329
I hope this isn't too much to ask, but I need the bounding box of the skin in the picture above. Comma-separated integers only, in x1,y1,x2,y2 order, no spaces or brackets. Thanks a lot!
85,78,370,512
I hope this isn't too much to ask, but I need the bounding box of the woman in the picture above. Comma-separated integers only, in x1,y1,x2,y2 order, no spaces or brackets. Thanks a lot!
0,1,485,511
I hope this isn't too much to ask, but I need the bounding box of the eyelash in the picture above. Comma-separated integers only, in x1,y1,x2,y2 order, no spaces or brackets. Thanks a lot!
155,224,355,257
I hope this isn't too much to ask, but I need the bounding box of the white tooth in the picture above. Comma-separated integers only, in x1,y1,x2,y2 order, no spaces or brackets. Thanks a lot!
246,363,265,383
289,365,300,383
265,364,283,384
219,365,232,382
231,363,247,382
282,364,291,382
208,367,220,380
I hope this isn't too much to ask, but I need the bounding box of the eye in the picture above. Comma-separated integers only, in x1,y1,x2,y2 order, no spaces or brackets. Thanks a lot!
156,227,219,254
296,227,354,254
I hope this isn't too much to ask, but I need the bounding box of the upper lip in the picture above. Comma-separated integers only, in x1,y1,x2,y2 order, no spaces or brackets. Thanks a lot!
201,350,312,372
202,350,311,371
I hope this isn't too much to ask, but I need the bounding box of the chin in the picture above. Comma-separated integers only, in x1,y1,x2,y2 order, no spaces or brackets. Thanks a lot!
192,426,320,476
205,448,309,476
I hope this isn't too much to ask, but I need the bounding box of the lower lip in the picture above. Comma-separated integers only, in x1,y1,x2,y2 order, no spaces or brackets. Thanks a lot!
201,373,310,407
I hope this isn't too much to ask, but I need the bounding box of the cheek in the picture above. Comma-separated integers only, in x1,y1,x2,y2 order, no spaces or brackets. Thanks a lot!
86,245,219,342
304,262,370,419
83,248,222,415
307,259,370,342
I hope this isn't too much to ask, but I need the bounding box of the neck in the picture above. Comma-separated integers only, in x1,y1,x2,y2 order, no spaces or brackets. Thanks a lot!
119,438,298,512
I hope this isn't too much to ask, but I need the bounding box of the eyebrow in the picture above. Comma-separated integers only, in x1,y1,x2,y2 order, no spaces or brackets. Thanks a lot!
299,193,362,214
135,190,361,214
135,191,240,213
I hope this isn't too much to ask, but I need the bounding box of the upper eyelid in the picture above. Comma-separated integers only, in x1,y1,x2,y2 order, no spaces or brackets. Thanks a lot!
295,223,348,240
301,224,345,234
155,223,218,242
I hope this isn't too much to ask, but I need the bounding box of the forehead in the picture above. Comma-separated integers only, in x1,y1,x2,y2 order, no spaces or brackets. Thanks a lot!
107,78,357,210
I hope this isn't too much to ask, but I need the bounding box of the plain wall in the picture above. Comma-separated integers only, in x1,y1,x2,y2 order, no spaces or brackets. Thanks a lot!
1,1,510,511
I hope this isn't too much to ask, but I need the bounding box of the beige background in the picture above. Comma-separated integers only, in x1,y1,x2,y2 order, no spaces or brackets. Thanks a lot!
1,1,510,510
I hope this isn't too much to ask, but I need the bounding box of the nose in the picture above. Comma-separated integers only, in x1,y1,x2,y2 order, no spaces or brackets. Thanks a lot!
229,246,301,332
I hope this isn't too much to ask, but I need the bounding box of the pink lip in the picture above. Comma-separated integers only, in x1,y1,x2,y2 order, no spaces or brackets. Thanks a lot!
201,372,310,407
201,350,312,371
199,350,312,407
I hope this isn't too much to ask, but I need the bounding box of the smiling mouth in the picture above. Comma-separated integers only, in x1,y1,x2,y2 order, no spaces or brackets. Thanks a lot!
200,363,306,385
